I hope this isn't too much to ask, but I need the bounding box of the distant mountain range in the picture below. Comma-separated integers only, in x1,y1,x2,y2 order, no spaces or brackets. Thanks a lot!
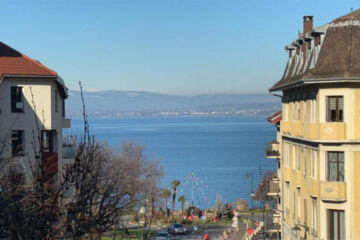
66,90,281,117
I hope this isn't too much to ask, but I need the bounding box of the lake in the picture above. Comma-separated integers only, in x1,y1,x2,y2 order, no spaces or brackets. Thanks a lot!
66,116,276,209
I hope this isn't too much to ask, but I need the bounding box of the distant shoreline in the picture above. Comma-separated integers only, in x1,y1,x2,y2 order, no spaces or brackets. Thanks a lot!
67,109,280,119
68,113,277,119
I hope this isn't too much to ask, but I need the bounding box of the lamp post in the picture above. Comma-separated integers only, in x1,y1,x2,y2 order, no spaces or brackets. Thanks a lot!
292,224,309,239
246,172,254,229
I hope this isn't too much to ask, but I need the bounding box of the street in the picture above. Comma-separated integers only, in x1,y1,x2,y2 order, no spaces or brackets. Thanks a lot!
164,223,247,240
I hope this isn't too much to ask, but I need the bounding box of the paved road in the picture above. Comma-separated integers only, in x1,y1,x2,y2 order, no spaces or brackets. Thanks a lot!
164,224,247,240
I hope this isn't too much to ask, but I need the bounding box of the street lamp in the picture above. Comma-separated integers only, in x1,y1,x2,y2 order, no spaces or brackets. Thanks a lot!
245,172,254,229
292,224,309,239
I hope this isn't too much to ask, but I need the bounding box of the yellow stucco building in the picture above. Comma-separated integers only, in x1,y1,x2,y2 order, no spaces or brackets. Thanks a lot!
267,10,360,240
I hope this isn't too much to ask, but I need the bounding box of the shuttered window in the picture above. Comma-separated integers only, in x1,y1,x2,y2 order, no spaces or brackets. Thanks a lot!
327,96,343,122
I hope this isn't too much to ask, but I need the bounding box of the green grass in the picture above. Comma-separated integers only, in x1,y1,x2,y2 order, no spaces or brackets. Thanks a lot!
102,228,157,240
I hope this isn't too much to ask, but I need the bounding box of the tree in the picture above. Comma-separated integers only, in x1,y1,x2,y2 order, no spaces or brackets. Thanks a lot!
64,84,130,239
170,180,180,215
214,196,233,220
116,141,163,211
160,189,171,217
178,195,186,214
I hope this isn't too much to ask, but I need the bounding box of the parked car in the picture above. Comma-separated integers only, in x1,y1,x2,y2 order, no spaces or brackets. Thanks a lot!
155,230,170,240
168,223,187,235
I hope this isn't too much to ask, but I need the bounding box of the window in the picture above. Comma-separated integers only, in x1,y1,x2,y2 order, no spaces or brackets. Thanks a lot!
311,150,317,178
12,130,24,156
327,152,344,182
327,96,343,122
297,102,300,121
304,199,308,225
311,100,316,122
283,143,289,167
41,131,54,153
55,89,58,113
297,148,301,171
328,210,345,240
292,102,296,120
11,86,23,113
286,144,290,167
292,145,296,170
285,182,290,210
304,149,307,176
293,191,296,218
312,198,317,233
297,189,301,219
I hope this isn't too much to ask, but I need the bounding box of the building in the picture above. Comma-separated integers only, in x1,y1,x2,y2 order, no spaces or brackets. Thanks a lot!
0,41,71,180
267,9,360,240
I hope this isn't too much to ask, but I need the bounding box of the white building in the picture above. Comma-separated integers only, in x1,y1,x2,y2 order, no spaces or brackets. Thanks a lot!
0,41,71,180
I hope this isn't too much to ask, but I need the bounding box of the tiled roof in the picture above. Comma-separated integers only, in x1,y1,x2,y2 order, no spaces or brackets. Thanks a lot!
267,111,282,125
0,41,57,79
333,9,360,23
270,9,360,92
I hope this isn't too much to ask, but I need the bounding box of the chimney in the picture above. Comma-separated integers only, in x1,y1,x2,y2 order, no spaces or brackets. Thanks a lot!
303,16,313,34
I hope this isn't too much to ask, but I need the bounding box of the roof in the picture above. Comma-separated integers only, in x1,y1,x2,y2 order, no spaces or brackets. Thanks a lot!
0,42,57,78
267,111,282,125
270,9,360,92
0,41,68,98
333,9,360,23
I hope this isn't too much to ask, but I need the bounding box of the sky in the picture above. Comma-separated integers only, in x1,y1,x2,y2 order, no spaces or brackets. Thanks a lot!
0,0,359,95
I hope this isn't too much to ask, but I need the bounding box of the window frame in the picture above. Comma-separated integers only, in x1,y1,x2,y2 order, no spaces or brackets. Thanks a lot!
328,209,345,240
11,86,24,113
326,96,343,122
327,152,344,182
11,130,24,157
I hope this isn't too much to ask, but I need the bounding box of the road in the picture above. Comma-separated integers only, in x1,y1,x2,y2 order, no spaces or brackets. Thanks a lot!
164,223,247,240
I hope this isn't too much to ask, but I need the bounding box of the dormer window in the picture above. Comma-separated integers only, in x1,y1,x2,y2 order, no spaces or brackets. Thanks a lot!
11,86,24,113
327,96,343,122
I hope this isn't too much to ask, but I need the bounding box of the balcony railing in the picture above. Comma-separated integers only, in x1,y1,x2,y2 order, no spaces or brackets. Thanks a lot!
320,181,347,201
267,178,280,196
265,140,280,158
63,144,76,158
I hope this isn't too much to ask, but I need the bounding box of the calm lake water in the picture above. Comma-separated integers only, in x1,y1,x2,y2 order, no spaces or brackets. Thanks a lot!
67,116,276,209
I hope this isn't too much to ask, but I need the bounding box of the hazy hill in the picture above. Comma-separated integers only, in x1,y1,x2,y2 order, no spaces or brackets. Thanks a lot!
66,90,280,117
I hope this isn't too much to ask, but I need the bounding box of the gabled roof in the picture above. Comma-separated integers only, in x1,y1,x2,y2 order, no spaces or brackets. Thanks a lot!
270,9,360,92
0,41,57,78
0,41,68,98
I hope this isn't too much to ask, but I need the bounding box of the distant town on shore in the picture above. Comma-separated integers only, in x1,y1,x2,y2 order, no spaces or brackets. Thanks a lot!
66,90,280,118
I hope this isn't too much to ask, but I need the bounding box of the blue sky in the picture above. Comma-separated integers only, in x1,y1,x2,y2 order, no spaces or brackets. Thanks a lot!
0,0,358,95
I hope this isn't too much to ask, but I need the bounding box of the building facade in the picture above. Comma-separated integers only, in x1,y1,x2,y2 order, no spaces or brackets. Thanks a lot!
0,41,71,180
268,10,360,240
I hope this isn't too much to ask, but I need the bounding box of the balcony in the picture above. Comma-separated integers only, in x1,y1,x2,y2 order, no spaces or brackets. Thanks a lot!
265,140,280,159
42,152,58,178
320,181,347,201
281,121,347,141
267,177,280,196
